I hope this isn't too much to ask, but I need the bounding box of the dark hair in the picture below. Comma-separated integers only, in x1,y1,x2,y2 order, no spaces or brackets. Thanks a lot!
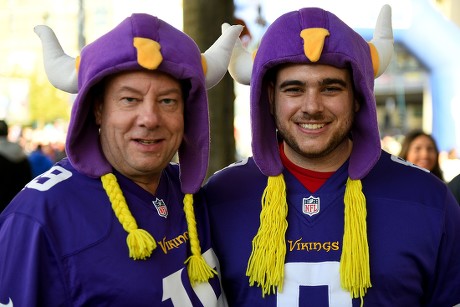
399,130,444,181
0,120,8,137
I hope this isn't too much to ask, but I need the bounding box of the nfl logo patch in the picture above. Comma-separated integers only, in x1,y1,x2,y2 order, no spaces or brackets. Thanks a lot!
302,196,320,216
153,198,168,218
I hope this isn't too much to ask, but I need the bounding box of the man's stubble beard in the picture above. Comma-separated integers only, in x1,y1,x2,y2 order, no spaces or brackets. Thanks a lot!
275,114,355,160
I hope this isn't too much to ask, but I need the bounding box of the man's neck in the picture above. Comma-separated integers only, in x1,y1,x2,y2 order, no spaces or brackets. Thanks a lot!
282,138,352,172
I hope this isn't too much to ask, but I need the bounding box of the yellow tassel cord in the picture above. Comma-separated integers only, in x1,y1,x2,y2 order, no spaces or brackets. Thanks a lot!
246,174,288,297
340,178,371,304
101,173,157,260
183,193,217,285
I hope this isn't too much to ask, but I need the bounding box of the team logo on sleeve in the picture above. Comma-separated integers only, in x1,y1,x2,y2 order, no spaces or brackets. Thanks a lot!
153,198,168,218
302,196,320,216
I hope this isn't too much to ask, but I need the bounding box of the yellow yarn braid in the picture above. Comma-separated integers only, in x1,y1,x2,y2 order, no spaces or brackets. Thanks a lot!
183,193,217,285
246,174,288,297
101,173,157,260
341,178,371,303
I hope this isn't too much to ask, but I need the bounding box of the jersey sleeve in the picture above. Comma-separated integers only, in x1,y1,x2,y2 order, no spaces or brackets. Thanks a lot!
427,190,460,306
0,213,69,306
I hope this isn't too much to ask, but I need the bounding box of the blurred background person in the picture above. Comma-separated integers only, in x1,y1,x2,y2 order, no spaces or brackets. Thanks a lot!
448,173,460,204
0,120,32,211
27,143,54,178
399,130,444,181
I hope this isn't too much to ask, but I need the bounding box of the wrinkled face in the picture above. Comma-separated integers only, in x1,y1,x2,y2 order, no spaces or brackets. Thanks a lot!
94,70,184,189
269,63,359,169
406,135,438,171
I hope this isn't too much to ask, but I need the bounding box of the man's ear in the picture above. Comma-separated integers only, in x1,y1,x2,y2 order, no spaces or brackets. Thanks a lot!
268,81,275,115
354,98,360,113
94,98,103,125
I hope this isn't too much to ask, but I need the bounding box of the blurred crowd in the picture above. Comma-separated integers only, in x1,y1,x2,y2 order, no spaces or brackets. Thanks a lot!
0,119,67,210
8,120,67,162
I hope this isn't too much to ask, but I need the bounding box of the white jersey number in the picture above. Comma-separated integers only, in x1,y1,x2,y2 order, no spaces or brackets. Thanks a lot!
26,166,72,191
278,262,352,306
162,249,227,307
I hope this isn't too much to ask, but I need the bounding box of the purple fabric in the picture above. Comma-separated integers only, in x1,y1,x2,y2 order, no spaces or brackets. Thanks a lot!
66,13,209,193
0,159,222,305
251,8,380,180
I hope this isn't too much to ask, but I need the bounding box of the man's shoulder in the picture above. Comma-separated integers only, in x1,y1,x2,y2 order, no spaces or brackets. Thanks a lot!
366,151,453,205
203,157,268,200
3,159,103,216
206,157,262,183
372,151,441,182
0,159,114,256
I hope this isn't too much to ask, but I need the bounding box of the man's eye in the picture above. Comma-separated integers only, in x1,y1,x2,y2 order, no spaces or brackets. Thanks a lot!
161,98,175,105
122,97,137,103
322,86,341,93
283,87,302,93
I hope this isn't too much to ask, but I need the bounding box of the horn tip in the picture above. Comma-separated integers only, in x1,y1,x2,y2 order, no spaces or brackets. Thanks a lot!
380,4,392,20
34,24,50,36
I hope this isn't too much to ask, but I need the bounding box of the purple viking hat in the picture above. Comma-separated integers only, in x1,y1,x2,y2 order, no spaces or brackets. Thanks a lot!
35,14,242,194
70,14,209,194
232,6,393,180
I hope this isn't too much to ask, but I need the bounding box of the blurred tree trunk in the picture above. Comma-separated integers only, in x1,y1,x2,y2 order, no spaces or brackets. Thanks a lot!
183,0,236,179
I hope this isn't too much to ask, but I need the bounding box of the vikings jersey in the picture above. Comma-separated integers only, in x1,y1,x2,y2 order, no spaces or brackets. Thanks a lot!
203,151,460,306
0,158,225,307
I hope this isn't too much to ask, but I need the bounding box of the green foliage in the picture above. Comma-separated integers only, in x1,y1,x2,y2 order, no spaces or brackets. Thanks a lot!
28,67,71,126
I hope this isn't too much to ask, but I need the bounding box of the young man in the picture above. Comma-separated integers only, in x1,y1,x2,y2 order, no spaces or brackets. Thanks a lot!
203,6,460,306
0,13,242,306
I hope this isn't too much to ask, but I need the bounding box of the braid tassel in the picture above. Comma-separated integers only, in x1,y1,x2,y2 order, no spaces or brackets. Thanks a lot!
341,178,371,305
101,173,156,260
183,193,217,285
246,174,288,297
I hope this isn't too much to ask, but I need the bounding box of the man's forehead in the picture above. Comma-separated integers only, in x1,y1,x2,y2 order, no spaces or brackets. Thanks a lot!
276,63,351,82
105,70,181,91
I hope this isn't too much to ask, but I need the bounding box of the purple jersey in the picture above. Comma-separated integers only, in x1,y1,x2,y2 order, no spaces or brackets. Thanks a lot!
0,158,225,306
203,151,460,306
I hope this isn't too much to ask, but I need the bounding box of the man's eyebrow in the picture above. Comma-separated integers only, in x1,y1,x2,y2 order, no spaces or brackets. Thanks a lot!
115,85,182,96
320,78,347,87
115,85,142,94
278,80,305,88
278,78,348,88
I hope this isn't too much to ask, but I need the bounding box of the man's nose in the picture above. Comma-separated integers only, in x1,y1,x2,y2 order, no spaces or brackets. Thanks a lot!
138,101,161,128
300,91,323,114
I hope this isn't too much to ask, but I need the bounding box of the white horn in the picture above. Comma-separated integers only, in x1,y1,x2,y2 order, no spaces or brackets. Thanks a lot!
203,23,243,89
224,23,253,86
370,4,394,78
34,25,78,93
